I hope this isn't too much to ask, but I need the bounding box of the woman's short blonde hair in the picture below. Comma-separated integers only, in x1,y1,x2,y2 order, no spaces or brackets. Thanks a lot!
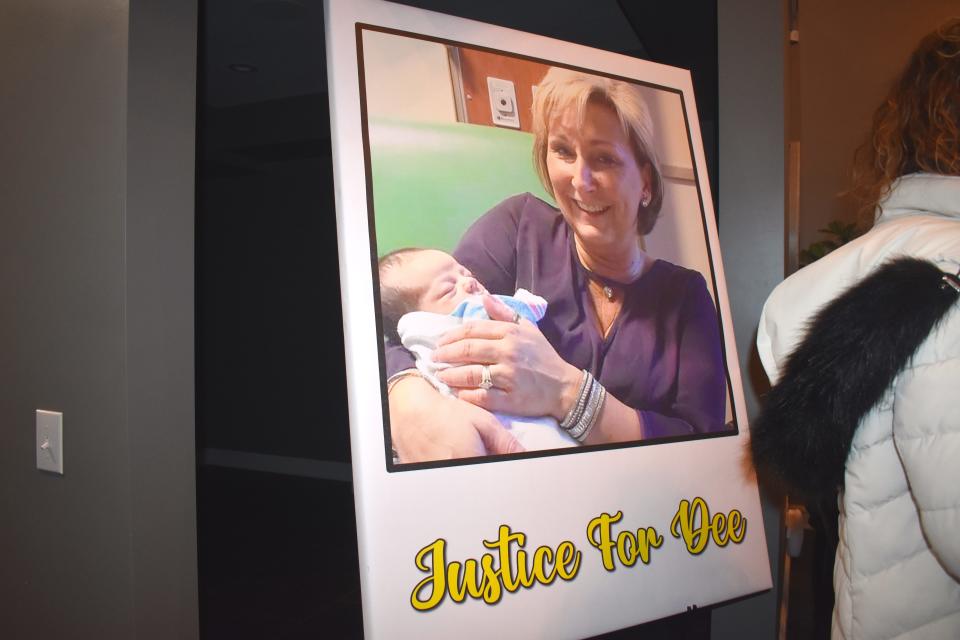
531,67,664,235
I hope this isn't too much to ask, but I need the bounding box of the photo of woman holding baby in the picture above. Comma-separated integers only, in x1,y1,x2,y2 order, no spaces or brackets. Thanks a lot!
380,66,729,464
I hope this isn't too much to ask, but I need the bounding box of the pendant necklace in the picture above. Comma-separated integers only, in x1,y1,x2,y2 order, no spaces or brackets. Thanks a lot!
588,275,618,301
588,278,619,337
588,272,623,302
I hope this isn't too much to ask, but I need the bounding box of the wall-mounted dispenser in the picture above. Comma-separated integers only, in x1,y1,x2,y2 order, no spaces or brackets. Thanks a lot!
487,77,520,129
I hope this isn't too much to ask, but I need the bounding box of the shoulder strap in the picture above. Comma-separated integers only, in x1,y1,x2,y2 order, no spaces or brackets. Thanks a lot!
751,257,960,502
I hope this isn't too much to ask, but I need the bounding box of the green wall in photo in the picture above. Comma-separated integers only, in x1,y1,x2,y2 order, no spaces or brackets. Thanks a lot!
369,118,551,256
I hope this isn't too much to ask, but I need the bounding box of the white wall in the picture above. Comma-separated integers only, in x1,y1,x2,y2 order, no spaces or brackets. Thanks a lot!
362,29,457,123
639,85,693,176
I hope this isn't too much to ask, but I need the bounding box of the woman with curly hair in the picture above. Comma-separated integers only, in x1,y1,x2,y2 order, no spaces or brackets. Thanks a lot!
754,19,960,639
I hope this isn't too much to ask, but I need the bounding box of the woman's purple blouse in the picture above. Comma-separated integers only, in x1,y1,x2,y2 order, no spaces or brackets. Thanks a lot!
386,193,729,439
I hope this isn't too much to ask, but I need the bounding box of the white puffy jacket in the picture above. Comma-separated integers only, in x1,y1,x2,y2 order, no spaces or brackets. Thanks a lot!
757,173,960,639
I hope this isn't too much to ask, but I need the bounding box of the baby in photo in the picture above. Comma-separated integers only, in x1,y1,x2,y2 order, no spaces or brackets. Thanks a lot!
378,248,577,451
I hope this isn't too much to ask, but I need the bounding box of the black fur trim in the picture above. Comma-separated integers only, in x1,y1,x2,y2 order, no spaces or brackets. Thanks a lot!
751,257,959,502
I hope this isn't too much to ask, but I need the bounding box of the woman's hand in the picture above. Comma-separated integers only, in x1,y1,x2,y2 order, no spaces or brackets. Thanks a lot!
434,294,582,420
389,375,524,462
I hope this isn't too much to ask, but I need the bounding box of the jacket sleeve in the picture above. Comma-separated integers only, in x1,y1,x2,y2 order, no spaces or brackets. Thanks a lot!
893,354,960,581
756,298,783,385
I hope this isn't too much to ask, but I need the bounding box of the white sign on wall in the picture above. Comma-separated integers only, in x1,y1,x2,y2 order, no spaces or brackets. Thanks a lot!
325,1,771,637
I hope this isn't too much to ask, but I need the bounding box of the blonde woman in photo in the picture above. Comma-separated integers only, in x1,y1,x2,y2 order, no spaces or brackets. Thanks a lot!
385,68,727,462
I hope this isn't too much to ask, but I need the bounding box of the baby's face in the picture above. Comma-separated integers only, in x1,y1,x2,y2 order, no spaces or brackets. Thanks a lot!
404,250,487,314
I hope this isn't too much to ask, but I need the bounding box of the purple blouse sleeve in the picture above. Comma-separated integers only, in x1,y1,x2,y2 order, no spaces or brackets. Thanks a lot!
384,342,416,378
637,273,727,437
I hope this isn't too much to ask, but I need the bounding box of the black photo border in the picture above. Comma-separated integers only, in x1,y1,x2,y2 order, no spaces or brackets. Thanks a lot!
355,23,739,473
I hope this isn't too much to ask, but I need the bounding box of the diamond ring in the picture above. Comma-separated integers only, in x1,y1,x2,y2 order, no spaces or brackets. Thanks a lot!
480,365,493,390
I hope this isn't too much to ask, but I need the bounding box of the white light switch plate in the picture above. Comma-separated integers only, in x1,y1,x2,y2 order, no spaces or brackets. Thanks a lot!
36,410,63,474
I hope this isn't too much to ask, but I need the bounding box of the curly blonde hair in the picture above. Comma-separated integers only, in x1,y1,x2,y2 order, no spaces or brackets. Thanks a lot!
852,18,960,223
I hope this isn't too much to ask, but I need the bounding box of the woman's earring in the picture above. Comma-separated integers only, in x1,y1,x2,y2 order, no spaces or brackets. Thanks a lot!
641,194,651,208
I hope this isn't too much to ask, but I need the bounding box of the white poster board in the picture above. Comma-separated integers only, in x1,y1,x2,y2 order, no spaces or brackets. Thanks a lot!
325,1,771,637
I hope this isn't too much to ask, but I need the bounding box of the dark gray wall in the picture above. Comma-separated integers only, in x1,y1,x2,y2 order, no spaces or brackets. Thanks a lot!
0,1,133,636
0,0,199,637
713,0,786,638
127,0,199,636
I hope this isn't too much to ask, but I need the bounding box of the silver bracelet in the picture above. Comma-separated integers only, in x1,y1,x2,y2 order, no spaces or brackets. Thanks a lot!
577,385,606,443
386,368,422,393
559,370,592,430
564,376,607,442
566,377,601,439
